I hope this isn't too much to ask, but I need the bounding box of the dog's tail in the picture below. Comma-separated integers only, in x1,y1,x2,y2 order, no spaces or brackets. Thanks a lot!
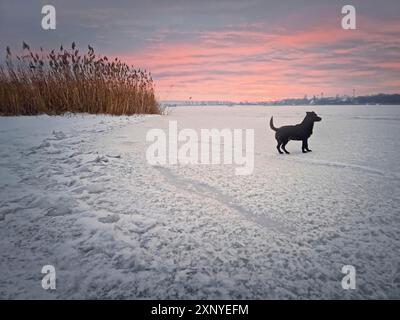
269,117,278,131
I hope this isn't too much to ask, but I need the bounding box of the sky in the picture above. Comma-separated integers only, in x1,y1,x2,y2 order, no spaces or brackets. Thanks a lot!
1,0,400,101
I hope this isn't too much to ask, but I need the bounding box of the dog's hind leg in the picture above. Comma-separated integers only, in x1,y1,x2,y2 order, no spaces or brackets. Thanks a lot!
276,141,284,154
281,140,290,154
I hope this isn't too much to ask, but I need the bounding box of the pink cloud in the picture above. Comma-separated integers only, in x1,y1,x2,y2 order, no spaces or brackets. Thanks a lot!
116,16,400,101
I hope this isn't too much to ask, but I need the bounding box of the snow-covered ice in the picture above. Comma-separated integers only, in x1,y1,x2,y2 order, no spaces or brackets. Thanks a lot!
0,105,399,299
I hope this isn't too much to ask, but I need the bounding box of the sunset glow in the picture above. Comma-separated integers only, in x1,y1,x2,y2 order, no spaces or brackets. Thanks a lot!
121,17,400,101
2,0,400,101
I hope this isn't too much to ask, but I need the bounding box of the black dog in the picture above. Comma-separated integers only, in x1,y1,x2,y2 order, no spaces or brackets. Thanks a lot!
270,112,322,154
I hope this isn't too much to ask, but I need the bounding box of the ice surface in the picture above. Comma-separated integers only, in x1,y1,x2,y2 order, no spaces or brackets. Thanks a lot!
0,106,399,299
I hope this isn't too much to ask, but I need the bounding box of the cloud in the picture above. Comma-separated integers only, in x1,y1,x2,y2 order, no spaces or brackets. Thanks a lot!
1,0,400,100
117,13,400,100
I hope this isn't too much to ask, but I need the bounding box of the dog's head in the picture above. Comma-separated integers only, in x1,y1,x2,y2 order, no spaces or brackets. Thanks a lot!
306,111,322,122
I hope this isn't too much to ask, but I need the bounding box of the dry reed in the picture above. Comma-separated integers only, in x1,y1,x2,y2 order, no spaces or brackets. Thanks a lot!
0,42,160,115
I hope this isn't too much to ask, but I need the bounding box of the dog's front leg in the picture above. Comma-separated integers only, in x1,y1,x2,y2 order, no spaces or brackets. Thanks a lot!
304,139,312,152
302,140,308,153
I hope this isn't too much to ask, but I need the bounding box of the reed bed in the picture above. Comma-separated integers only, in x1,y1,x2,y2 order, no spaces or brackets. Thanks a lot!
0,43,160,115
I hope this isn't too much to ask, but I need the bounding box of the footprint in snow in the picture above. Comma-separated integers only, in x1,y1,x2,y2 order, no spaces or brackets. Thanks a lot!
98,214,120,224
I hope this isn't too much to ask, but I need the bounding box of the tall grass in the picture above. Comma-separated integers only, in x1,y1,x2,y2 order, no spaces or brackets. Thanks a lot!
0,43,160,115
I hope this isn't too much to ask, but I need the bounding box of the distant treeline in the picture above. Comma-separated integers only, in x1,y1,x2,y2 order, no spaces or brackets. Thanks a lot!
263,94,400,106
162,94,400,107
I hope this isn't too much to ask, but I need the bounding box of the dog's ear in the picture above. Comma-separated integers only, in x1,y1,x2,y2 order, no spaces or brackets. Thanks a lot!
306,112,311,115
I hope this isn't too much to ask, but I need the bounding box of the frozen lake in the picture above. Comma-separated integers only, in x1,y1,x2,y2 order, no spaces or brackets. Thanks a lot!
0,105,399,299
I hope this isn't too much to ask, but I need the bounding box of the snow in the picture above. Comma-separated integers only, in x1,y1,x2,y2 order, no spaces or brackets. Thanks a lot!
0,106,399,299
